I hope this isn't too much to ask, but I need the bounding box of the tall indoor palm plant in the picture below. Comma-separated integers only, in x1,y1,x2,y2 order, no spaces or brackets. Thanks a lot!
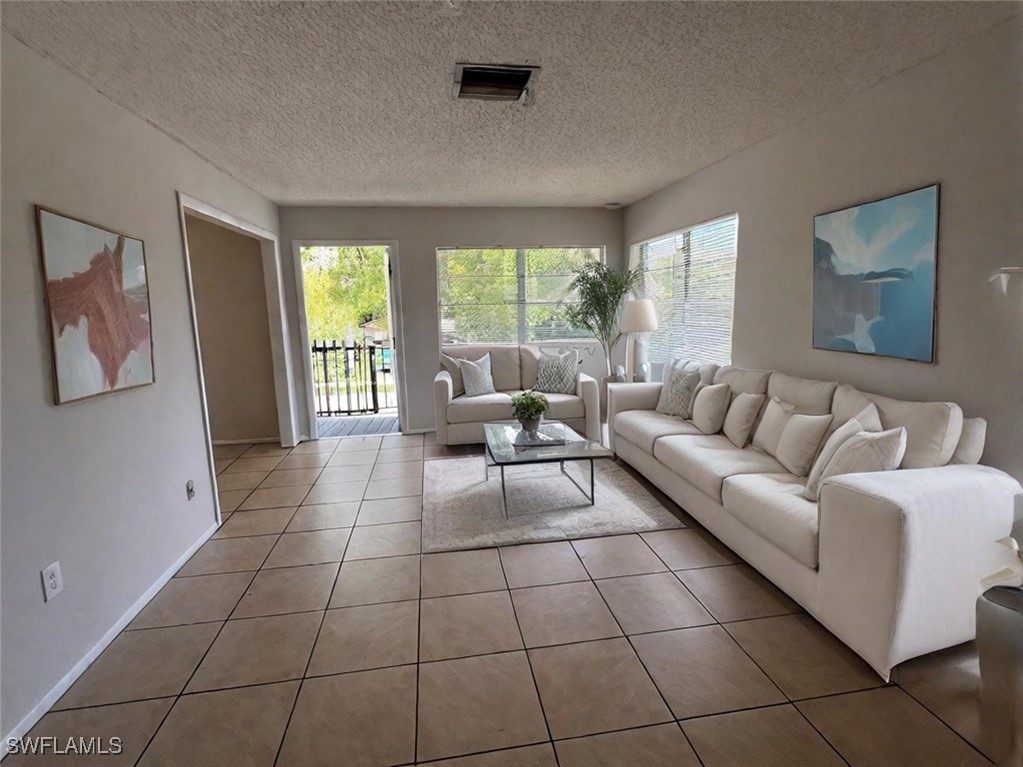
565,262,639,376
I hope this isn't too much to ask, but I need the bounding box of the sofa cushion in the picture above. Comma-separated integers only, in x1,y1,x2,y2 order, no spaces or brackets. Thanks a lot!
723,392,766,448
863,392,963,469
653,434,787,502
543,392,586,421
614,410,702,454
447,392,516,424
456,353,497,396
767,372,838,416
520,345,541,389
828,384,882,438
713,366,771,395
691,383,731,435
951,417,987,465
441,345,522,391
722,473,820,568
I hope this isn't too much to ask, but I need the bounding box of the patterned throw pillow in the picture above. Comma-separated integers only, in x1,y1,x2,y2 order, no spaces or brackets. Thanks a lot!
657,360,702,418
455,353,496,397
535,349,578,394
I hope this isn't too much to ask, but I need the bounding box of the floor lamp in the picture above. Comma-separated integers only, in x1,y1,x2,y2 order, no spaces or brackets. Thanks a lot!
621,299,658,382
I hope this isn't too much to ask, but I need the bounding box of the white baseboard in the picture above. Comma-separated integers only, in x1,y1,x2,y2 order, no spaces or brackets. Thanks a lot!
212,437,278,445
2,522,219,747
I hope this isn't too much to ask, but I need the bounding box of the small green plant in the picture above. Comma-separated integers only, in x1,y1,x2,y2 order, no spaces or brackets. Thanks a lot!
511,390,550,421
564,262,639,376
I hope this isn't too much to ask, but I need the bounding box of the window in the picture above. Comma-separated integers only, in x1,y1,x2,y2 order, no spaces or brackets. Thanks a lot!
631,215,738,365
437,247,602,344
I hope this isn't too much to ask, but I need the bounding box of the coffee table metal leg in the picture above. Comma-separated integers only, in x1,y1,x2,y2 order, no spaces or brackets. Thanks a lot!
500,466,508,519
590,459,595,505
560,460,597,505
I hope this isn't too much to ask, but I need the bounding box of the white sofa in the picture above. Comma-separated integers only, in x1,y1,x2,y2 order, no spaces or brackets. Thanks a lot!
434,344,601,445
608,366,1022,679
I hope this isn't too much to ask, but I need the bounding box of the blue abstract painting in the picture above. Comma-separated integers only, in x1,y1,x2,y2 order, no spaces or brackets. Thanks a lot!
813,185,938,363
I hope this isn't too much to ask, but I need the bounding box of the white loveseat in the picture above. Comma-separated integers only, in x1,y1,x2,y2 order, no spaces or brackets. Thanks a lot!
434,344,601,445
608,366,1022,679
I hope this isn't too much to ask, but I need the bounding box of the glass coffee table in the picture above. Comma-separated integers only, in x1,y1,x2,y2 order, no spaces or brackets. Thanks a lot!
483,421,613,518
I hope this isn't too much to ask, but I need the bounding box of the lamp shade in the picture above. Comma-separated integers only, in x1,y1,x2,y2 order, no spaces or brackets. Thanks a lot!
621,299,658,333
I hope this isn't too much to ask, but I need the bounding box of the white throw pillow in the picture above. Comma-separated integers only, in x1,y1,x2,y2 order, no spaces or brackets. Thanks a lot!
804,406,884,500
535,349,578,394
441,354,465,397
723,392,766,448
657,360,701,417
752,397,795,455
455,353,496,397
817,427,908,489
951,417,987,465
690,383,731,435
774,412,834,477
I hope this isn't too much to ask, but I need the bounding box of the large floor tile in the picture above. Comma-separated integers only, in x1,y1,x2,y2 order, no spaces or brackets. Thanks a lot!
326,449,378,466
214,458,235,474
138,681,298,766
277,666,416,767
364,475,422,499
631,625,785,719
185,612,321,691
725,613,882,699
330,554,420,607
596,572,714,634
375,446,423,462
307,601,419,675
239,485,310,510
242,443,291,458
223,456,283,473
510,581,621,647
572,534,667,579
425,744,556,766
641,528,740,570
262,527,351,569
285,501,359,532
797,686,990,766
676,564,800,622
302,480,366,505
233,563,339,618
56,624,220,709
215,470,268,491
277,451,331,469
381,433,424,449
289,438,338,455
213,507,296,538
335,435,383,452
345,521,421,559
317,464,374,484
421,548,507,597
499,541,589,588
417,651,548,762
177,534,277,576
259,467,322,487
529,638,672,739
129,571,253,629
370,460,424,481
217,489,249,512
682,704,846,767
213,443,250,459
555,723,700,767
420,591,523,661
357,495,422,525
6,698,174,767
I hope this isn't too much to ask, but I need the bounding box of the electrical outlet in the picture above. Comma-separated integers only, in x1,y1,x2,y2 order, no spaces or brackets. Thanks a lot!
186,480,195,501
41,562,63,602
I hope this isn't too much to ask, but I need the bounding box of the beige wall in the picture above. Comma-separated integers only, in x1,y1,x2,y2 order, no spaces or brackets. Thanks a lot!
0,34,280,737
186,215,280,442
278,207,625,434
624,18,1023,479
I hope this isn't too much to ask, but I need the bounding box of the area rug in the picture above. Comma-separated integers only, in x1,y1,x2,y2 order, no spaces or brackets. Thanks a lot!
422,456,684,552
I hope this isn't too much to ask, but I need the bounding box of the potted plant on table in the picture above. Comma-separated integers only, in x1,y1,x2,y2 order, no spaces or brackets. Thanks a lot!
511,390,550,435
564,262,639,414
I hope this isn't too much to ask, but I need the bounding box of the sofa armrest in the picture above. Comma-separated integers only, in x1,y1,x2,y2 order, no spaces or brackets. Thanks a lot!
606,382,662,452
576,372,601,443
817,465,1021,679
434,370,453,445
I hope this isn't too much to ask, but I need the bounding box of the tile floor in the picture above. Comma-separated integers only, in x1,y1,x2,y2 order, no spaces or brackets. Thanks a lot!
11,433,996,766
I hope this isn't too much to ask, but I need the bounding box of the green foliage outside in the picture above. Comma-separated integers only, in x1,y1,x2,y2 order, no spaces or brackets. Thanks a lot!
301,246,389,341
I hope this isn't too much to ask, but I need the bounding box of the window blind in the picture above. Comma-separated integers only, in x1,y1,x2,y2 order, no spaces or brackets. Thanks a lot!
437,247,601,344
631,216,738,366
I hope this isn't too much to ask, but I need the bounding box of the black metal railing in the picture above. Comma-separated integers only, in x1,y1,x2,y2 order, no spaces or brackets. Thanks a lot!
311,340,396,416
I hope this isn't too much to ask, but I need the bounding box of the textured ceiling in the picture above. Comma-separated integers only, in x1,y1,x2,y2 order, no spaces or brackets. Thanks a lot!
2,1,1015,207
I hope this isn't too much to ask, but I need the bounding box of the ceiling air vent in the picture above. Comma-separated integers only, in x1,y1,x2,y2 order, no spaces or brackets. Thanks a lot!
452,64,538,103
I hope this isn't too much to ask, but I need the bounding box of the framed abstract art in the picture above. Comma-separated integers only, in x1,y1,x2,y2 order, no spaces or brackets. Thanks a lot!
812,184,939,363
36,206,155,404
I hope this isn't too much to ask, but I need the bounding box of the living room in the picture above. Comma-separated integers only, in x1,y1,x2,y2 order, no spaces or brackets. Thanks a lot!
2,2,1021,765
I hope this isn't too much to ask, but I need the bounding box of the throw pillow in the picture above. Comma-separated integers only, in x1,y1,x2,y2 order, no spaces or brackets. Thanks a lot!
723,392,766,448
455,353,496,397
690,383,732,434
752,397,794,455
440,354,466,397
804,417,863,501
655,358,686,413
774,412,834,476
816,427,908,490
535,349,579,394
657,363,702,417
951,417,987,465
